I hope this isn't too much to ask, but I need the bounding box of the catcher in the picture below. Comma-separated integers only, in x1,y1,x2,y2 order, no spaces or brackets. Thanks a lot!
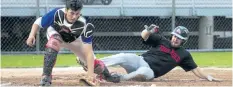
26,0,118,86
101,25,222,82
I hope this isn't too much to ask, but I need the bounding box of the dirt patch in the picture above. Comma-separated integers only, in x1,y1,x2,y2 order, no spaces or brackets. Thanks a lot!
1,67,232,86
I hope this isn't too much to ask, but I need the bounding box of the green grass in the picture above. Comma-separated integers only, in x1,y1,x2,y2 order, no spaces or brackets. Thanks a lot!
1,52,232,68
191,52,232,67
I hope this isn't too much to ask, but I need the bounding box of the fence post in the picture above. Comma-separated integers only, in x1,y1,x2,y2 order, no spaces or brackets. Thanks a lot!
192,0,196,16
172,0,176,31
120,0,124,16
198,16,214,49
36,0,40,54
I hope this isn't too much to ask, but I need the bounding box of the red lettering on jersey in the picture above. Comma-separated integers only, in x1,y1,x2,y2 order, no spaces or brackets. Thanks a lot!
170,49,180,62
160,45,180,62
160,45,170,53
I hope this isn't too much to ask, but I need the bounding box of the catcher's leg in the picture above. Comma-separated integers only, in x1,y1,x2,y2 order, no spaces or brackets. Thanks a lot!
41,34,62,86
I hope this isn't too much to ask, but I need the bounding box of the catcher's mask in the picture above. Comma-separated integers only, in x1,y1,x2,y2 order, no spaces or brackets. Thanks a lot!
171,26,189,46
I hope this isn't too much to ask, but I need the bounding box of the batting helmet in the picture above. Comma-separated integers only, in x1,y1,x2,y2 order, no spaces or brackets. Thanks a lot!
171,26,189,45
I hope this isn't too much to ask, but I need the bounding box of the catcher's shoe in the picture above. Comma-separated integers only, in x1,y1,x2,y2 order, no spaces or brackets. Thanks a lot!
40,75,52,86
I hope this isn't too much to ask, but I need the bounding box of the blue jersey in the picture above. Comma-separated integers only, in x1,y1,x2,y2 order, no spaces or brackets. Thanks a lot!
40,8,92,44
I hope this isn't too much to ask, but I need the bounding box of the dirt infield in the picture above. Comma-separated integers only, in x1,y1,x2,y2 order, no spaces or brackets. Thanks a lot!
1,67,232,86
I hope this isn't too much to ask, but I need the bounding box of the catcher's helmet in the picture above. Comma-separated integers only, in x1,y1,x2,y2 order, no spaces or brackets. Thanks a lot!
66,0,83,11
171,26,189,45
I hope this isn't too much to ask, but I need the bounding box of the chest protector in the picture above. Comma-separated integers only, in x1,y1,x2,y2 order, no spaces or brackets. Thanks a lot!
52,9,85,42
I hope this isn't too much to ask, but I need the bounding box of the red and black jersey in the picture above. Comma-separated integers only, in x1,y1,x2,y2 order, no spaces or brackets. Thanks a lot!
141,33,197,78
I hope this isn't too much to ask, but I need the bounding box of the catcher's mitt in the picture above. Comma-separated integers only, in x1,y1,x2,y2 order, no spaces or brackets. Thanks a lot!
79,75,100,86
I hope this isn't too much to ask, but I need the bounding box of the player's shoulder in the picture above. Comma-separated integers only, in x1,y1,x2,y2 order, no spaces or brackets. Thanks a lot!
45,7,65,18
179,47,188,52
181,48,192,57
48,7,64,13
71,16,86,29
53,8,65,15
176,47,189,54
77,16,87,24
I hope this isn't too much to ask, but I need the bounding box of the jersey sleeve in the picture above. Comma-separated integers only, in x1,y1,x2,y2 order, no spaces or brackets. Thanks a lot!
142,33,162,46
81,35,93,44
41,8,60,28
179,52,198,72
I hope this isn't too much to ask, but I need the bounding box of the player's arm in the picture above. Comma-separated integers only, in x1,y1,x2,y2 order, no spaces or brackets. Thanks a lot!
82,23,95,77
26,21,40,47
26,17,42,47
141,24,159,40
26,8,60,47
141,24,161,46
191,67,222,82
83,43,95,77
179,52,222,82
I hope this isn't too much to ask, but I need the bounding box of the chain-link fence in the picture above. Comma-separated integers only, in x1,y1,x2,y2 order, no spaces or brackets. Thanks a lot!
1,0,232,54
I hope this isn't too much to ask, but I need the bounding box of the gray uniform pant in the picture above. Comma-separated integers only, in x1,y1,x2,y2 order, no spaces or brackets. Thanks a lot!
101,53,154,81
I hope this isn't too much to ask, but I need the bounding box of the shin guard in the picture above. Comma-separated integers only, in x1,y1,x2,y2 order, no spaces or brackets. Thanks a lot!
43,34,61,76
42,48,58,76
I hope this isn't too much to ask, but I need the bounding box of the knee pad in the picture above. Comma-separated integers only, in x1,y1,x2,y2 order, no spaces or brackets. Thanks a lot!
46,34,62,51
94,59,105,74
95,59,113,81
77,59,105,72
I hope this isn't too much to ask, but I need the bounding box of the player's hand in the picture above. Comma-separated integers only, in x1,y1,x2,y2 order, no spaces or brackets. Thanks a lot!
26,36,35,47
144,24,159,33
207,75,223,82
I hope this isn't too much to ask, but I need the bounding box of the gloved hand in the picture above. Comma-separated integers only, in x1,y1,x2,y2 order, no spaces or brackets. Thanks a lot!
144,24,159,33
93,59,105,75
79,74,100,86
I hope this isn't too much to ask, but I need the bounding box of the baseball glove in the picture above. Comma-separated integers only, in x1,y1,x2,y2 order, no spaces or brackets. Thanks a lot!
79,74,100,86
